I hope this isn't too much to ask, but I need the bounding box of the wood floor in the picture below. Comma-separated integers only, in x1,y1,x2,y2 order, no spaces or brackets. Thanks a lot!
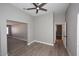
7,37,69,56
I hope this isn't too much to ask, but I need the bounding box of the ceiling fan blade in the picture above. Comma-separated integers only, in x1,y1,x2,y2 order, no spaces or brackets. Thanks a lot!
26,8,36,10
33,3,37,7
36,9,38,14
40,8,47,11
39,3,47,8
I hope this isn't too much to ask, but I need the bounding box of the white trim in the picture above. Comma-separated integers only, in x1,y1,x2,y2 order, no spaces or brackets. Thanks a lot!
34,40,54,46
54,23,63,44
27,40,35,45
8,36,27,41
66,48,72,56
28,40,54,46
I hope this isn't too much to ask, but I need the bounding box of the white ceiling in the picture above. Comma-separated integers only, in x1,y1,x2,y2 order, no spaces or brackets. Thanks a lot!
11,3,69,16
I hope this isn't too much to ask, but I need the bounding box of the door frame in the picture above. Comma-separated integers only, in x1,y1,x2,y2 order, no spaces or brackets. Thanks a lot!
53,23,67,48
54,23,63,44
56,24,63,38
6,20,30,55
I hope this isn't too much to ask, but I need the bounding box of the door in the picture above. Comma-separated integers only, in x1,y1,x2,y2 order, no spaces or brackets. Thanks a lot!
62,22,67,48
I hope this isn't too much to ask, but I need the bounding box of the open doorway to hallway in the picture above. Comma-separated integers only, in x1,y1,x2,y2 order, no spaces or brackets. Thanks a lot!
54,23,67,48
6,20,28,56
56,25,62,40
55,24,64,48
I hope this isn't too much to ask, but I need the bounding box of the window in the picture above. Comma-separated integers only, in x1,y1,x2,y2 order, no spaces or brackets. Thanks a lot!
7,27,8,34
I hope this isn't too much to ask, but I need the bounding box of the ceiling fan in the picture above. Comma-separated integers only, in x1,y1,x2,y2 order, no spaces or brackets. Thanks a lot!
23,3,47,14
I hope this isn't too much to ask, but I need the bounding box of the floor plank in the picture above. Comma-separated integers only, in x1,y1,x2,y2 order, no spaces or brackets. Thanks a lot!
7,37,69,56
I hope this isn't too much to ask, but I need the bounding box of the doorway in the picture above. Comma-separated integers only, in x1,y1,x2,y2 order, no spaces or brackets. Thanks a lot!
54,23,67,48
56,25,62,40
7,20,28,55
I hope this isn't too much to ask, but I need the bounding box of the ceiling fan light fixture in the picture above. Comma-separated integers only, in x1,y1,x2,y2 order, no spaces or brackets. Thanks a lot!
36,7,39,10
26,3,47,14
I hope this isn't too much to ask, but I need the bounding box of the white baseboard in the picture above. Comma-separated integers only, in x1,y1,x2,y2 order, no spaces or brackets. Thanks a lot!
66,48,72,56
9,36,27,42
28,40,54,46
27,40,35,45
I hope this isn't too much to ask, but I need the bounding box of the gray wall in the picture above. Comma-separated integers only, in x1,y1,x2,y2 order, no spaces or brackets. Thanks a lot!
0,3,33,56
53,13,65,43
0,27,1,56
12,23,28,41
65,3,79,56
33,13,53,45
